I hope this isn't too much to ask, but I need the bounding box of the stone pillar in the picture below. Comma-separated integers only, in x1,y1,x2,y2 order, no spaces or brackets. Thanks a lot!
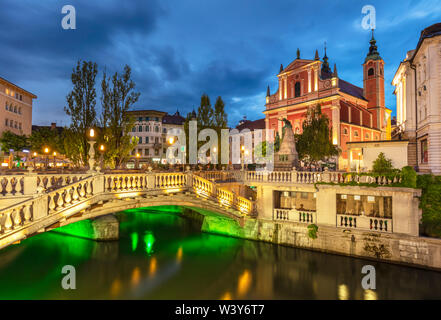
91,214,119,241
315,186,337,226
146,172,156,189
23,172,38,196
256,186,274,220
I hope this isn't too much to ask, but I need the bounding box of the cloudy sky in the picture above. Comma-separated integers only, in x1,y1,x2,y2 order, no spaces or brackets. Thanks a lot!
1,0,440,127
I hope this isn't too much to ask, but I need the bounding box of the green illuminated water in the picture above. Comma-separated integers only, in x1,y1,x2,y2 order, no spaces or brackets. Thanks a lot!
0,206,441,300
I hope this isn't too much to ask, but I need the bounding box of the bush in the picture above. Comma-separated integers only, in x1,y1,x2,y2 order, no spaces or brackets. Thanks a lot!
401,166,417,188
307,224,318,239
417,174,441,238
372,152,394,174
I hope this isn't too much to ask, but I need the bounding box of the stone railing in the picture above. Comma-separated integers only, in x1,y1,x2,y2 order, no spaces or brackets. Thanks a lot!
196,170,242,183
192,174,254,215
337,214,392,233
273,208,317,224
244,170,402,186
0,171,257,248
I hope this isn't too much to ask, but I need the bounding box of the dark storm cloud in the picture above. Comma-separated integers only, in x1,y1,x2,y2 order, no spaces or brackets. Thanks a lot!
1,0,441,126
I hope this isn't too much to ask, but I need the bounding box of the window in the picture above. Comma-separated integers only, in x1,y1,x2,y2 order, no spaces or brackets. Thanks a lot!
368,68,375,76
365,133,369,139
145,136,149,143
155,149,159,156
343,128,348,135
138,117,143,121
155,117,159,121
5,119,8,126
163,128,167,133
19,95,22,101
132,127,136,132
15,93,18,99
138,137,142,144
145,149,149,156
155,137,159,143
18,107,21,115
295,82,301,97
155,126,159,133
14,121,17,128
163,148,166,154
354,131,359,137
14,106,17,113
146,126,150,132
138,125,143,132
421,139,428,163
5,102,7,110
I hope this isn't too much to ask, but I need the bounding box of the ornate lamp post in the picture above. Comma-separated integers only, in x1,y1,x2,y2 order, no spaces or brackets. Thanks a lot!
53,151,57,168
43,147,50,169
135,152,140,169
99,144,105,170
88,128,97,172
32,152,37,168
168,137,175,170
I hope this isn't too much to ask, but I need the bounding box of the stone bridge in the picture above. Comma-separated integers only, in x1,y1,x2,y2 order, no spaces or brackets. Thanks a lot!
0,171,255,249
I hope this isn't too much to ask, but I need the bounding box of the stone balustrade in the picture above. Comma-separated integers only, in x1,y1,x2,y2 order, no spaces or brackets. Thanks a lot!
273,208,317,224
337,214,392,233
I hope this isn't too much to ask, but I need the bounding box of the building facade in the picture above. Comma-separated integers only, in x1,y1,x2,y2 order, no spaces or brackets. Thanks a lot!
0,76,36,140
127,110,185,164
264,34,391,170
392,23,441,174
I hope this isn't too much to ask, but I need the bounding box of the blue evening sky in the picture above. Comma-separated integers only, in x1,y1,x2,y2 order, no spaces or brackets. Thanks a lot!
1,0,440,127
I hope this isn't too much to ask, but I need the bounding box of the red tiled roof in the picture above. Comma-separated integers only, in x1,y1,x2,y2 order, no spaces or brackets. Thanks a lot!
235,118,266,131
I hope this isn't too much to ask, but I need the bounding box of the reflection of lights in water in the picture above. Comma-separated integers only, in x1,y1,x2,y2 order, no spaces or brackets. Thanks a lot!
237,270,252,297
110,279,121,297
131,232,138,252
131,267,141,286
338,284,349,300
364,289,377,300
220,291,232,300
143,232,155,255
176,247,183,262
149,257,157,276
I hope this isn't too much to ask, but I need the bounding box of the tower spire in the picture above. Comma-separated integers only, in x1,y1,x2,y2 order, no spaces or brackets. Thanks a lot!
279,64,284,73
321,42,331,73
333,63,338,77
365,28,381,62
296,48,300,59
314,49,319,60
266,85,270,97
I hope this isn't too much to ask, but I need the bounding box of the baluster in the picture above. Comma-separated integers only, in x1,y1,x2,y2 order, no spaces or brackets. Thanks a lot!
115,177,121,190
48,195,56,211
12,208,21,229
4,210,13,230
64,188,72,204
46,177,53,189
15,178,22,194
369,219,373,230
121,177,127,190
5,178,13,195
23,204,32,223
72,186,79,201
79,184,86,198
57,191,65,209
379,220,383,231
127,176,132,189
86,180,93,195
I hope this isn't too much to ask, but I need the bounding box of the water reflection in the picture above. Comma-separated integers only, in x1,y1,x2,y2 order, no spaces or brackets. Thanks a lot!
0,207,440,299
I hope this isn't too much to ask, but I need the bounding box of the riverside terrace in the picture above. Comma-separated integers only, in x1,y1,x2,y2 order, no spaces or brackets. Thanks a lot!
0,168,439,270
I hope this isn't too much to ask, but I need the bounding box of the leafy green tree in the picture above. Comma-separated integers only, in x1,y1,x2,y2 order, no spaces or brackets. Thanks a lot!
418,174,441,238
30,127,64,154
0,131,29,152
197,94,213,127
64,60,98,166
295,104,339,168
274,132,281,153
372,152,394,174
100,65,140,168
213,96,227,128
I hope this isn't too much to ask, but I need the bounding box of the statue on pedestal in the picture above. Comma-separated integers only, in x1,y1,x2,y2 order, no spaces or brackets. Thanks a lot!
274,118,299,170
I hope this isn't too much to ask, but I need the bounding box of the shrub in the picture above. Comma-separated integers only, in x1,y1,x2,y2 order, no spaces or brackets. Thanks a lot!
372,152,394,174
307,224,318,239
401,166,417,188
418,174,441,238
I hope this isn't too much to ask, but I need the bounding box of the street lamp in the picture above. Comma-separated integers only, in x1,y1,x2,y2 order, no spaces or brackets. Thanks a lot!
43,147,50,169
99,144,105,169
136,152,140,169
87,128,97,171
32,152,37,168
53,151,57,168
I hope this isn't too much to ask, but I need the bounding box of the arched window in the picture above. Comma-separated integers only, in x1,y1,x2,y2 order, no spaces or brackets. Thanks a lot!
295,82,301,97
354,131,359,137
14,106,17,113
343,128,348,135
368,68,375,76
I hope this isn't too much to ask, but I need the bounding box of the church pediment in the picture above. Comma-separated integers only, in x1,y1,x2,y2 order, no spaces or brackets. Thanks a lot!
281,59,315,74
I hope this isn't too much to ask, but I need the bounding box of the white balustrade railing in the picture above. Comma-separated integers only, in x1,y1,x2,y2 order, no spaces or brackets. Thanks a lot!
273,208,316,223
0,176,23,197
337,214,392,233
105,174,147,192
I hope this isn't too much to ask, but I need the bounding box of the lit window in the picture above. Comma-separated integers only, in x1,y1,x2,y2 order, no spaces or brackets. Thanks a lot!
354,131,359,137
343,128,348,135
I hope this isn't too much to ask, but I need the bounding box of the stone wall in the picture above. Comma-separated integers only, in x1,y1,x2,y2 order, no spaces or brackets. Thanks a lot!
201,215,441,271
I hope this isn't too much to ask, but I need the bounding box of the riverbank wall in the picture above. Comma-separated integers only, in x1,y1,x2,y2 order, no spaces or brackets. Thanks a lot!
200,215,441,271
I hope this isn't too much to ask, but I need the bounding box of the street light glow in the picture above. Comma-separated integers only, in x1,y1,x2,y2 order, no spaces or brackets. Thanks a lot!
169,137,174,144
89,128,95,138
100,144,105,151
44,147,49,154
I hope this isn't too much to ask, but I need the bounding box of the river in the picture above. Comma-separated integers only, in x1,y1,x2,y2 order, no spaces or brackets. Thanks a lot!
0,206,440,299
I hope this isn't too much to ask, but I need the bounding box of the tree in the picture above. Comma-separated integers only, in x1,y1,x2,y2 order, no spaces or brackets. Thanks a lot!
295,104,339,168
30,127,64,155
100,65,140,168
213,96,227,128
0,131,29,152
372,152,394,174
64,60,98,166
197,94,213,127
